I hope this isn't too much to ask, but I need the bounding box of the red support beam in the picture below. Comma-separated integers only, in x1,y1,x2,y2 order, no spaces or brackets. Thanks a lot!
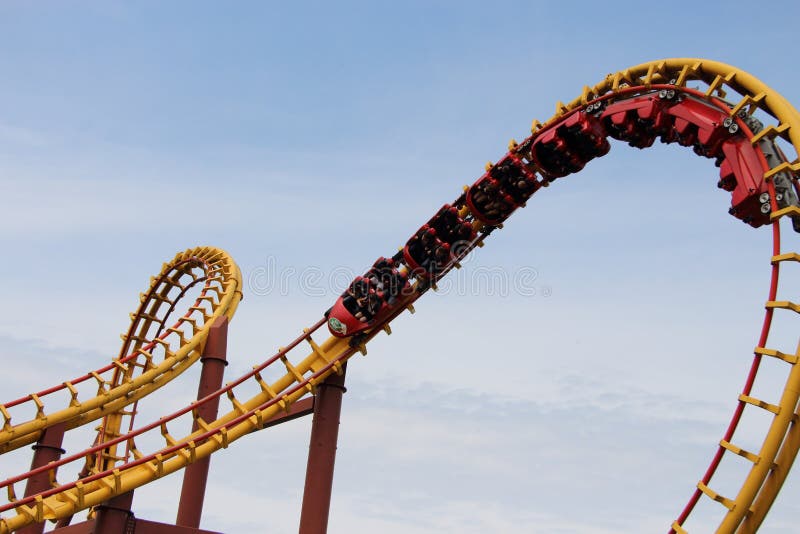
176,316,229,529
298,362,348,534
52,517,223,534
19,422,66,534
93,491,135,533
253,397,316,432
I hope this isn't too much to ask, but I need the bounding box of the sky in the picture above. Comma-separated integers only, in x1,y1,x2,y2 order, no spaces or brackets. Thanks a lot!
3,1,800,532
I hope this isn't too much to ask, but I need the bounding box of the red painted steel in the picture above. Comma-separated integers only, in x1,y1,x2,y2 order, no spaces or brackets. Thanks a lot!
6,84,784,533
298,363,348,534
54,402,316,534
134,518,222,533
19,422,66,534
0,318,326,512
93,491,135,534
53,519,222,534
2,258,213,411
258,397,314,429
0,233,485,519
668,111,781,534
176,316,229,529
670,202,782,532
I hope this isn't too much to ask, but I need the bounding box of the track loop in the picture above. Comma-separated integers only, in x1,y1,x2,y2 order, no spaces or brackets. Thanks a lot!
524,58,800,534
0,247,242,456
3,58,800,533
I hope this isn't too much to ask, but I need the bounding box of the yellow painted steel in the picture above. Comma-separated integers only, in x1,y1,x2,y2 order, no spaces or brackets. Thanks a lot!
544,57,800,534
549,58,800,152
4,58,800,533
0,330,361,532
0,247,242,455
95,247,242,472
733,340,800,533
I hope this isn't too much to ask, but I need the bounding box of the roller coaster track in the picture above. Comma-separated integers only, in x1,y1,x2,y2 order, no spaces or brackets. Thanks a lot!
2,58,800,533
0,247,242,456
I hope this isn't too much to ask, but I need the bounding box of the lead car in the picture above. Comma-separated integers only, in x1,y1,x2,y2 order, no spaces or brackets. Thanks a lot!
326,256,410,338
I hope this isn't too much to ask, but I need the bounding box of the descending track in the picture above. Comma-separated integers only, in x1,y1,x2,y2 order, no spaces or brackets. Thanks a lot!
2,58,800,533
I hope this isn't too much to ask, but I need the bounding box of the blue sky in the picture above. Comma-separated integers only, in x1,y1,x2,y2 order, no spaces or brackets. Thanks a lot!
3,1,800,532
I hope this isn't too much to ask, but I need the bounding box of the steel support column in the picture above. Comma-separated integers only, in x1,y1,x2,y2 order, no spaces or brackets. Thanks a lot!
176,316,229,528
93,491,135,533
298,362,347,534
19,422,66,534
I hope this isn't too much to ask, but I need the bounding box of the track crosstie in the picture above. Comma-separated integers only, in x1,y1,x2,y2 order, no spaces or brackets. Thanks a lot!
2,58,800,533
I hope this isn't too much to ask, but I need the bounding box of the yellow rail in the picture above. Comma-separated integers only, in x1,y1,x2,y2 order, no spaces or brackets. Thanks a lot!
3,58,800,533
539,58,800,533
0,247,242,455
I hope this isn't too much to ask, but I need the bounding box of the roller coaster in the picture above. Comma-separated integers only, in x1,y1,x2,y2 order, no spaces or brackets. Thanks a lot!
3,58,800,533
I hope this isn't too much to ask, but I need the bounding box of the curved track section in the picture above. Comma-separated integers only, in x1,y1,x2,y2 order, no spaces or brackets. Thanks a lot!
2,59,800,533
524,59,800,533
0,247,243,456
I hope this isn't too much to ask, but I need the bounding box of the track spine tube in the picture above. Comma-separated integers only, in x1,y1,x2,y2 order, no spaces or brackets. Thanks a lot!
6,59,800,534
